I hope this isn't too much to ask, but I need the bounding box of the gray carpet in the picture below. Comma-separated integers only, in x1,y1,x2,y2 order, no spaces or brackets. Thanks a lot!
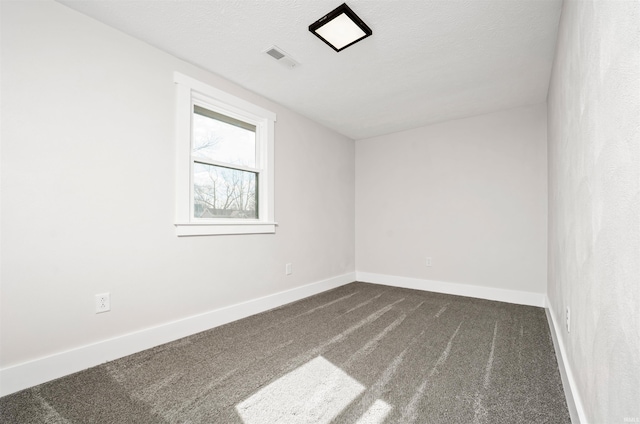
0,282,570,423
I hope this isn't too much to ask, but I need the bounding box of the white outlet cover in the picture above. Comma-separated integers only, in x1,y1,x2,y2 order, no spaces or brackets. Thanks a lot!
96,292,111,313
285,263,292,275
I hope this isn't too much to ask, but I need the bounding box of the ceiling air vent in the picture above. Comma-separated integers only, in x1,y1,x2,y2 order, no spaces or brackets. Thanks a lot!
264,45,299,69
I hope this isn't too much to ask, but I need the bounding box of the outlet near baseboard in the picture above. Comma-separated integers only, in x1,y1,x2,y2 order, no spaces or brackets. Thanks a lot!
96,293,110,313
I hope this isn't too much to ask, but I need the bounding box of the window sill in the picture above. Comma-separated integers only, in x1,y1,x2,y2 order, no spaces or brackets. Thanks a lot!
175,222,277,236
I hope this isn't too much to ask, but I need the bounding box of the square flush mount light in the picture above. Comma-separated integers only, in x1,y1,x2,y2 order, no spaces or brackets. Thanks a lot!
309,3,372,52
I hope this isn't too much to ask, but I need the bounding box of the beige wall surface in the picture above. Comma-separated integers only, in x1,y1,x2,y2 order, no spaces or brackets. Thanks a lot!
355,104,548,294
547,0,640,422
0,1,355,367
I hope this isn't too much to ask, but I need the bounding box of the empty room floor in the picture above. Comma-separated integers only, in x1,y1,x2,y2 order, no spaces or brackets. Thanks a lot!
0,282,570,423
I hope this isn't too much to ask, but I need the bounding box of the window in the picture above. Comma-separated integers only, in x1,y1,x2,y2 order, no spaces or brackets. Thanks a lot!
174,72,276,236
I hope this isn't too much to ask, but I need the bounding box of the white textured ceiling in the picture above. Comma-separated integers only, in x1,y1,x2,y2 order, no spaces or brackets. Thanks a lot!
57,0,562,140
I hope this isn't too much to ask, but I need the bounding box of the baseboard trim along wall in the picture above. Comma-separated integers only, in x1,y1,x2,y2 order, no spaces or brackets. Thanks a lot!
546,302,588,424
0,272,356,397
356,272,546,307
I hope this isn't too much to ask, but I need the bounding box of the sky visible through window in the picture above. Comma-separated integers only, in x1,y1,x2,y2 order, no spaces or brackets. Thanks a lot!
192,113,255,166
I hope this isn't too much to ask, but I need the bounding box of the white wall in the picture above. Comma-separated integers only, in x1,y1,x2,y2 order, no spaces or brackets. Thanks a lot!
356,105,548,296
0,1,354,370
547,0,640,422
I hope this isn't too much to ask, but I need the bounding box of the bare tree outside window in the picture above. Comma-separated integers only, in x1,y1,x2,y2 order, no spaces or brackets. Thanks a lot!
193,163,257,218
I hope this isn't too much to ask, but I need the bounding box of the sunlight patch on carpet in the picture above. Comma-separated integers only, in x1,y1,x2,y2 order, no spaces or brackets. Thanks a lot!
236,356,366,423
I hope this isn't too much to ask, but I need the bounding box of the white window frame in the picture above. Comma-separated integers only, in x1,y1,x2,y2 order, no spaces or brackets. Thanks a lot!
174,72,276,236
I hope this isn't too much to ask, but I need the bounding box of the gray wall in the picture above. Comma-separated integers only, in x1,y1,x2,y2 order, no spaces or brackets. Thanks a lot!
1,1,355,368
356,105,548,295
547,0,640,422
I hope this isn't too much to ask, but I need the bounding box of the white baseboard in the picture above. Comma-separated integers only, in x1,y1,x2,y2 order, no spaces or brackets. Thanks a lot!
0,272,356,397
545,301,588,424
356,272,546,307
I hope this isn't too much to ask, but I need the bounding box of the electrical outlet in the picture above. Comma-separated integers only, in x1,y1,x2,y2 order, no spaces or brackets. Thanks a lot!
566,307,570,333
96,293,110,313
426,257,432,267
285,263,293,275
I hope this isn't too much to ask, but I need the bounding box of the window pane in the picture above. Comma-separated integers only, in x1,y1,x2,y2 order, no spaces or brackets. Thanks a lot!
193,162,257,219
193,106,256,168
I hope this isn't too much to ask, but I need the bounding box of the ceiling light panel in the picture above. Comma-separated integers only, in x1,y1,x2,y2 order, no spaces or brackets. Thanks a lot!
309,3,372,52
